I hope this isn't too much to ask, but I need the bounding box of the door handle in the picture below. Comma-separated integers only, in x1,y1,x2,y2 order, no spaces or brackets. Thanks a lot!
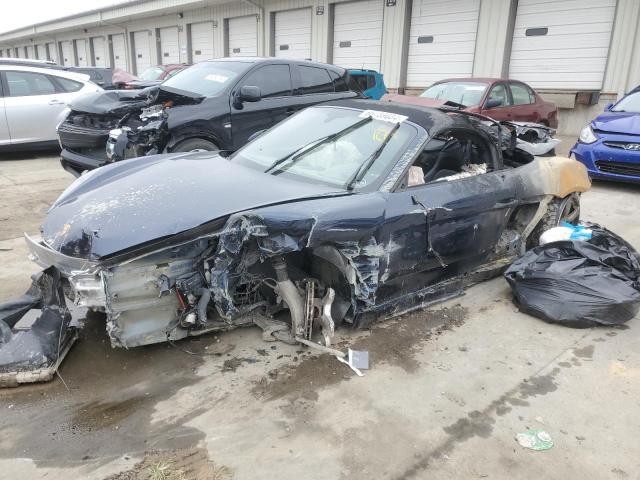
48,99,64,105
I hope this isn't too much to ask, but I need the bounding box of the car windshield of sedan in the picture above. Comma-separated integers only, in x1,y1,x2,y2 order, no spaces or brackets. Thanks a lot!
161,61,249,96
612,91,640,113
420,81,488,107
231,106,417,189
139,66,164,80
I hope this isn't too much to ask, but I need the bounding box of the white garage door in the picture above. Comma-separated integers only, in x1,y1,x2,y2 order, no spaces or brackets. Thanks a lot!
228,15,258,57
133,30,152,74
25,45,34,58
332,0,383,70
60,41,74,66
36,44,46,60
46,43,57,62
159,26,180,64
406,0,480,87
509,0,616,89
111,34,127,70
190,22,214,61
75,39,88,66
274,8,312,60
91,37,106,66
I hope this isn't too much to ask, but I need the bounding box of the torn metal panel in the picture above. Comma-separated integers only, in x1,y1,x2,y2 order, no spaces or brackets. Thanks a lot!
0,268,80,387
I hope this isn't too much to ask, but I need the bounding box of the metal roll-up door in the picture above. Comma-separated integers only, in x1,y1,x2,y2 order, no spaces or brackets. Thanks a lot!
91,37,106,66
111,34,127,70
274,8,312,60
509,0,616,89
60,41,74,66
227,15,258,57
332,0,383,70
75,39,88,66
190,22,214,61
46,42,57,62
406,0,480,88
133,30,152,74
25,45,34,58
36,44,46,60
159,26,181,64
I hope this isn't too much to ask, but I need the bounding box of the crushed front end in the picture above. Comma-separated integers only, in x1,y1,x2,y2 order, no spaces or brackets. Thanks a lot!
58,87,203,176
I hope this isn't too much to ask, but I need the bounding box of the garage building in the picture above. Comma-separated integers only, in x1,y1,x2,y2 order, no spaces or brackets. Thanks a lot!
0,0,638,135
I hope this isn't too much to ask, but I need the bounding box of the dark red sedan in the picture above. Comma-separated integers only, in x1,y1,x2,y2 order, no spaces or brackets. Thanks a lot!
383,78,558,128
124,64,189,89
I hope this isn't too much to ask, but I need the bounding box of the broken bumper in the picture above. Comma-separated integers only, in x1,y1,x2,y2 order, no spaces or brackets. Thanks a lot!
60,148,107,177
0,267,81,387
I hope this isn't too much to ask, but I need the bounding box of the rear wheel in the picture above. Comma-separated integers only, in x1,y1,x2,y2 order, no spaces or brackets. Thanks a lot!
530,193,581,246
172,138,219,153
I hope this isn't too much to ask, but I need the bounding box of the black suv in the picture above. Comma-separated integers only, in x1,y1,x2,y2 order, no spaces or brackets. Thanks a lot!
58,58,362,176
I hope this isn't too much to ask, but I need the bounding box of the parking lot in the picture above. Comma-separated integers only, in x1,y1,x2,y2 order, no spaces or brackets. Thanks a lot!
0,146,639,479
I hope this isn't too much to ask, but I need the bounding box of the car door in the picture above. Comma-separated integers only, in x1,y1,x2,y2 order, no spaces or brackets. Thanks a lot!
378,132,517,298
0,79,10,145
508,82,538,122
480,82,514,121
2,70,70,143
230,63,294,149
290,64,355,109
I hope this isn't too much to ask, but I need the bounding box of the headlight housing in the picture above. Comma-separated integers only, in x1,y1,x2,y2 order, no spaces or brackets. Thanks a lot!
579,125,597,144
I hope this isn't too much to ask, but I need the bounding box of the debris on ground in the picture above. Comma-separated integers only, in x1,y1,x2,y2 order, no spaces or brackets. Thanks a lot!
505,223,640,328
540,222,593,245
336,348,369,376
516,429,554,451
104,447,231,480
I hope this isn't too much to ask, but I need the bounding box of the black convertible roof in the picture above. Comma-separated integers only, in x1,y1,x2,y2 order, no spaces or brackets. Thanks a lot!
321,98,456,135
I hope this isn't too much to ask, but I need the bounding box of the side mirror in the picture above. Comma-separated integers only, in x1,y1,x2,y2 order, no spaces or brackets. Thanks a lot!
238,85,261,103
604,103,613,112
485,98,502,109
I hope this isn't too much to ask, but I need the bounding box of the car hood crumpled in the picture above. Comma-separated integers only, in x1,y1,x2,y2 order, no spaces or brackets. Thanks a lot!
68,85,204,115
42,153,343,260
592,111,640,136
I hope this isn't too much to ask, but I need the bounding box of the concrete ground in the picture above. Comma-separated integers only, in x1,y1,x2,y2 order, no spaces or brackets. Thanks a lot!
1,144,639,480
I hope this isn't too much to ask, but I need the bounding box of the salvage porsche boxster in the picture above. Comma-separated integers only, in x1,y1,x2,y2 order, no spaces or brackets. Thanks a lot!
0,99,590,386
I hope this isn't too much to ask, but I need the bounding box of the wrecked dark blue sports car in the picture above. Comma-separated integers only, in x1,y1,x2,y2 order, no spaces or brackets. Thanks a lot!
0,99,590,386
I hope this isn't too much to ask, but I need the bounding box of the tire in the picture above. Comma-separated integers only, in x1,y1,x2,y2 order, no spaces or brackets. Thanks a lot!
172,138,219,153
529,193,581,247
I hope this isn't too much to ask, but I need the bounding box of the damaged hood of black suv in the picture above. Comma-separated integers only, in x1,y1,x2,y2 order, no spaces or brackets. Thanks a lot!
43,152,343,260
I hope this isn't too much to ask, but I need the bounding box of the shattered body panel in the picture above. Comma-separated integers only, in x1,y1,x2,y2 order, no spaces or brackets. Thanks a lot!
2,99,590,383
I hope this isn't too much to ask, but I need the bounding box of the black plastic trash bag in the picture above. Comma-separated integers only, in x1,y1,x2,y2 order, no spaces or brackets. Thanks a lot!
505,224,640,328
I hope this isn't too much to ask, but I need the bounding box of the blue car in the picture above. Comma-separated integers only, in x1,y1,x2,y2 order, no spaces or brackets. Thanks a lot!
348,69,387,100
571,88,640,182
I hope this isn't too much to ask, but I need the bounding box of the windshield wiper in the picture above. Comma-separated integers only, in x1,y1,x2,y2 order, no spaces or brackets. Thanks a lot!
345,121,401,191
264,116,373,174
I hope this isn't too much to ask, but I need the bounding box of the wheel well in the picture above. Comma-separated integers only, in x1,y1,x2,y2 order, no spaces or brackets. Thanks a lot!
167,135,221,152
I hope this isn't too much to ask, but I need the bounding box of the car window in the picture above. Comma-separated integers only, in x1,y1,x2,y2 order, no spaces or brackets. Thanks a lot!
611,91,640,113
353,75,375,92
6,71,56,96
162,61,249,96
486,84,510,108
241,64,292,98
421,81,488,107
54,76,83,92
232,106,416,190
329,70,348,92
298,66,334,95
510,83,534,105
139,67,164,80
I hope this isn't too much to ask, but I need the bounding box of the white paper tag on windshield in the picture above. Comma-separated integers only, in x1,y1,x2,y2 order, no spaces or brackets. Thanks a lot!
359,110,408,124
205,74,228,83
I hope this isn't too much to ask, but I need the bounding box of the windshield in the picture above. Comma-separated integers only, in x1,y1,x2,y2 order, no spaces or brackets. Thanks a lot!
162,61,250,96
420,81,488,107
231,106,417,189
612,91,640,113
139,67,164,81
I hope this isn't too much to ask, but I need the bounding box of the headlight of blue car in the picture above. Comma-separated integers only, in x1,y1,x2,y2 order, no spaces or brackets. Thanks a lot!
579,125,598,144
